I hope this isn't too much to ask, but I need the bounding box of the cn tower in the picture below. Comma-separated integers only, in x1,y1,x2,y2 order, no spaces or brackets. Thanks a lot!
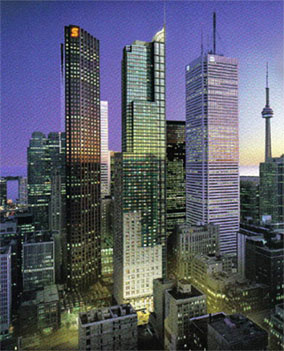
261,63,274,162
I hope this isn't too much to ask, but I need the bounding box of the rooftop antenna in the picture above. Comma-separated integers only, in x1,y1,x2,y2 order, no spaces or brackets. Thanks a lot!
266,62,269,106
213,11,216,54
201,25,204,55
163,0,166,28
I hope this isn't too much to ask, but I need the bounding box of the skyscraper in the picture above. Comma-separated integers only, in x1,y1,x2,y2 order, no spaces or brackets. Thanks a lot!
100,101,110,197
113,27,166,312
185,16,239,255
166,121,186,238
63,26,101,290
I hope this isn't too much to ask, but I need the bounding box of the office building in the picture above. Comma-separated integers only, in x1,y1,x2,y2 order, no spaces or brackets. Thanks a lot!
175,223,219,280
36,284,61,331
101,101,110,197
27,132,65,230
0,246,11,341
185,20,239,254
265,304,284,351
207,313,268,350
63,25,101,290
166,121,186,239
240,176,259,222
164,281,207,350
0,177,7,207
78,304,137,351
18,177,28,205
22,232,55,291
113,27,166,312
260,155,284,224
101,196,113,278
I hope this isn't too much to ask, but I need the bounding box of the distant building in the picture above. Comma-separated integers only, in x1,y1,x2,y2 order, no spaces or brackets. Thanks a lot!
78,304,137,351
164,281,207,350
207,313,268,350
101,196,113,278
166,121,186,239
259,155,284,224
22,232,55,291
36,284,61,331
240,176,259,222
18,177,28,205
175,223,219,280
0,177,7,207
265,304,284,351
101,101,111,197
0,246,11,341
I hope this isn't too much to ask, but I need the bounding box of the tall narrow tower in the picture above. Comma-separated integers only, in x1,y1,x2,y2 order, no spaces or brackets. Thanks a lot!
262,63,274,162
64,26,101,290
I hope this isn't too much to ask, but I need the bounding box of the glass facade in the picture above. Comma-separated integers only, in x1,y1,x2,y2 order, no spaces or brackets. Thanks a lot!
100,101,110,197
114,27,166,312
185,54,239,255
64,26,101,290
166,121,186,238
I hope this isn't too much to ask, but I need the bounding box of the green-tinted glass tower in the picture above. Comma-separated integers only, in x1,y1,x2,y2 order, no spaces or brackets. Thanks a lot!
64,26,101,290
114,27,166,312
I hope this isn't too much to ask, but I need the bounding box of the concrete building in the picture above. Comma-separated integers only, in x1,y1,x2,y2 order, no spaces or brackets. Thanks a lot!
114,27,166,312
36,284,61,331
207,313,268,350
185,22,239,255
22,232,55,291
0,246,11,341
175,223,219,280
164,281,207,350
78,304,137,350
63,25,101,290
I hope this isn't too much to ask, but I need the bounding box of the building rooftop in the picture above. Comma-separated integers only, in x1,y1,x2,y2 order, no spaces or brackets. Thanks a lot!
80,304,136,326
209,314,267,344
36,284,59,304
168,282,204,300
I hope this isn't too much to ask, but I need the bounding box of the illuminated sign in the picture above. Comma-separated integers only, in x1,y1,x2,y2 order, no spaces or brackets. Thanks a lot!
71,27,79,37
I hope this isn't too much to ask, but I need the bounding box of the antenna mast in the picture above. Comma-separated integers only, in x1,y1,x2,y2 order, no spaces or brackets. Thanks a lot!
213,11,216,54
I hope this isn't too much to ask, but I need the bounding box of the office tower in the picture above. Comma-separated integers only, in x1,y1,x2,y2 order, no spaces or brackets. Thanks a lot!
113,26,166,312
244,225,283,307
0,246,11,341
164,281,207,351
27,132,65,230
78,304,137,351
0,177,7,207
101,101,110,197
260,155,284,223
175,223,219,280
185,22,239,254
110,151,118,197
63,25,101,290
166,121,186,238
22,232,55,291
101,196,113,278
207,314,268,351
240,176,259,222
18,177,28,205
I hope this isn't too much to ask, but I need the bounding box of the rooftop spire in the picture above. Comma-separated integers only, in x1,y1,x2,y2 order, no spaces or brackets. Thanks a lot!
266,62,270,106
213,11,216,54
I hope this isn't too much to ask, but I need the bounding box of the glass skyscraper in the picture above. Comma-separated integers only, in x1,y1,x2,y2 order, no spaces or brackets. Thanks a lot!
114,27,166,312
64,26,101,290
185,53,239,255
100,101,110,197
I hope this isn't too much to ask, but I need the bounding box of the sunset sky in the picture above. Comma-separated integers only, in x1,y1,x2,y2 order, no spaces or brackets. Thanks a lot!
1,1,284,179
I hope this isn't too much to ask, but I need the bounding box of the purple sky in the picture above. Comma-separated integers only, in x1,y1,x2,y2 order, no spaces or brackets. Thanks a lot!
1,1,284,179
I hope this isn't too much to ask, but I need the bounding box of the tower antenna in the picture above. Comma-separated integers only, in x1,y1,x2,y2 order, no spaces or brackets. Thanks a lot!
163,0,166,28
201,25,204,55
266,62,269,106
213,11,216,54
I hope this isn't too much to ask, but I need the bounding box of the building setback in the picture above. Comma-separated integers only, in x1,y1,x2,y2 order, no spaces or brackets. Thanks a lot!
114,27,166,312
78,304,137,350
185,50,239,255
63,25,101,290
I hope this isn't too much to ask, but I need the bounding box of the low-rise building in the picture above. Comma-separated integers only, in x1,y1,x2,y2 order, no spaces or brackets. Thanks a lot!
265,304,284,351
164,281,207,350
78,304,137,350
208,313,268,350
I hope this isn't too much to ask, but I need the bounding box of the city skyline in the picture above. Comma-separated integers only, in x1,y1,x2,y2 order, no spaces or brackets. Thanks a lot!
1,1,283,180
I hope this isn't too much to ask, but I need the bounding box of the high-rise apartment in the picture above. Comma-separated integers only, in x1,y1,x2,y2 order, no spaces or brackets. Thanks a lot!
114,27,166,312
63,26,101,290
185,21,239,254
100,101,110,197
166,121,186,238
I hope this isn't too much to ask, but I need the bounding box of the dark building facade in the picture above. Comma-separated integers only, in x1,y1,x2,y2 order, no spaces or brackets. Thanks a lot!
64,25,101,290
166,121,186,239
240,176,259,222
